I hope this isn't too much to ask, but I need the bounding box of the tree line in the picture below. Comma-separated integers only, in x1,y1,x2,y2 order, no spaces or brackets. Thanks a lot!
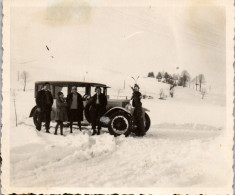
147,71,206,91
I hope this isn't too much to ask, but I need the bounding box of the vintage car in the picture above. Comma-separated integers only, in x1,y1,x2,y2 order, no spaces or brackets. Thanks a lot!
29,81,151,136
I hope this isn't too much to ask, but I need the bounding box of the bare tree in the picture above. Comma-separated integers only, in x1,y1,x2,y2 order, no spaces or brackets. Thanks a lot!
20,71,29,91
180,70,190,87
198,74,205,92
195,76,199,91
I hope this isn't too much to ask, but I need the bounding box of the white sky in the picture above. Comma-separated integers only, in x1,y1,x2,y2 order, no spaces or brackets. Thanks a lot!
10,1,226,91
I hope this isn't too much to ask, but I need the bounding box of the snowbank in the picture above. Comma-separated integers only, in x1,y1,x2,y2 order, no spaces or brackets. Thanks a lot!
10,125,230,187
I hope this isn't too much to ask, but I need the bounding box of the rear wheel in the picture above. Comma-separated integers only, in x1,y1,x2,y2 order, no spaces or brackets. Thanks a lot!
131,112,151,135
108,111,131,136
84,100,93,123
33,109,40,127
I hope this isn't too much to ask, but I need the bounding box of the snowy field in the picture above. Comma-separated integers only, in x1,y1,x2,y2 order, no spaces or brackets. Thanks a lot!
10,81,230,188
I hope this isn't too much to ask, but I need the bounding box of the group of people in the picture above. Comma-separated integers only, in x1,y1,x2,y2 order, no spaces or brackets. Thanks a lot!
36,82,107,136
35,82,146,137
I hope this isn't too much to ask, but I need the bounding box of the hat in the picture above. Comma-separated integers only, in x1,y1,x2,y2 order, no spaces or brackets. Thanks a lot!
95,86,101,91
43,82,50,86
134,84,140,89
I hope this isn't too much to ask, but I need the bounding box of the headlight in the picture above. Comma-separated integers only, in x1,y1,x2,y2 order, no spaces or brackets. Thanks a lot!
125,103,132,111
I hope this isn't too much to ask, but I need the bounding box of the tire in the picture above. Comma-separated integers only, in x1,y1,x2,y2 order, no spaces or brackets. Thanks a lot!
144,113,151,132
33,109,40,127
108,111,132,136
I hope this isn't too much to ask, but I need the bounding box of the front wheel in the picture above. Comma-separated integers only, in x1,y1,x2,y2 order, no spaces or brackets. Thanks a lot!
108,112,132,137
131,112,151,135
144,113,151,132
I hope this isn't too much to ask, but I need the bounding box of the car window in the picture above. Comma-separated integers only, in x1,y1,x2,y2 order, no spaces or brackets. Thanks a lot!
91,86,104,96
61,87,68,97
77,87,85,96
37,84,53,92
55,86,68,98
35,84,54,98
37,84,43,91
54,86,62,98
90,86,95,96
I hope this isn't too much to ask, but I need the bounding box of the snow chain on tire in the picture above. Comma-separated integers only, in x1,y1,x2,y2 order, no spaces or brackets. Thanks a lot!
108,111,131,137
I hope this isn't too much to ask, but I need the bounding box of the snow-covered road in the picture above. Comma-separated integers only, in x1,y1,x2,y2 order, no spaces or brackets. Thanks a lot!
10,122,229,188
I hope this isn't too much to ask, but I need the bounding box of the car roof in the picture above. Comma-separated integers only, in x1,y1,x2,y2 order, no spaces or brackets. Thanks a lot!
35,81,109,88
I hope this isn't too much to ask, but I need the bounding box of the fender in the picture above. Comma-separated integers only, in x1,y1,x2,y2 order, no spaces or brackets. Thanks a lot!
29,105,56,120
104,107,131,117
29,105,37,117
142,107,150,112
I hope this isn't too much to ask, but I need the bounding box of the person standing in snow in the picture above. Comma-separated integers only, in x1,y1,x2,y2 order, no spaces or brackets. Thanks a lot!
169,83,176,98
67,86,84,133
36,82,53,133
90,87,107,136
54,92,68,136
131,84,145,136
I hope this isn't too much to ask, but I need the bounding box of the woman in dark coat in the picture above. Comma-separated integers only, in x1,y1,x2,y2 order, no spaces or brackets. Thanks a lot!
90,87,107,135
66,86,84,133
131,84,145,136
55,92,68,135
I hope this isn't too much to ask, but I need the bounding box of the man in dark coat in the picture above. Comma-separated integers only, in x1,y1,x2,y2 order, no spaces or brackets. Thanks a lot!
90,86,107,135
131,84,145,136
36,82,53,133
66,86,84,133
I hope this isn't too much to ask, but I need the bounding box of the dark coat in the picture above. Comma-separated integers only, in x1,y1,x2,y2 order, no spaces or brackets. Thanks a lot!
90,93,107,115
131,91,145,136
55,97,68,121
132,91,142,108
91,93,107,107
36,90,53,111
66,92,84,121
67,92,84,110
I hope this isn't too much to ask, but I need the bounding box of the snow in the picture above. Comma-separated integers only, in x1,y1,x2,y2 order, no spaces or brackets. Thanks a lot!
9,79,231,188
